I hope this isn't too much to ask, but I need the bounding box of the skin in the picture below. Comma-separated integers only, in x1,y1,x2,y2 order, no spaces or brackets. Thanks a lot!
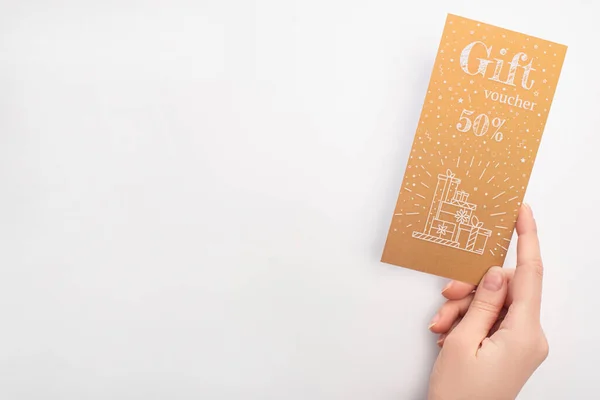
427,204,549,400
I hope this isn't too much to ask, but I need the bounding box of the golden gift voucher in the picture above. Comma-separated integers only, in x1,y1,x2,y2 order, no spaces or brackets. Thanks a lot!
381,14,567,284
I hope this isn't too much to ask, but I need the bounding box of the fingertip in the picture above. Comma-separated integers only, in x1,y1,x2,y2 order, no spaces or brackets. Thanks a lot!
442,280,476,300
516,203,536,235
520,203,532,218
437,333,446,347
441,281,453,294
429,316,451,333
482,266,506,291
428,312,440,331
429,296,473,334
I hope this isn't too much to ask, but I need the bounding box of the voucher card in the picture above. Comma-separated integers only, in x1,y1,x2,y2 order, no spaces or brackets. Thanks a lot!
381,14,567,284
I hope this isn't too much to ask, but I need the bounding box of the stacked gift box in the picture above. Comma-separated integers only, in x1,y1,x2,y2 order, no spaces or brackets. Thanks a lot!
413,169,492,255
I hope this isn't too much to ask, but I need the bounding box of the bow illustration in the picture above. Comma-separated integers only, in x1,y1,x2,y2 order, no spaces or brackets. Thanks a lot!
471,216,484,228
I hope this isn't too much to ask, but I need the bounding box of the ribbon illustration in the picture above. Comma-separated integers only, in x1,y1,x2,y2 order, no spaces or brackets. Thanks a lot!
470,216,483,228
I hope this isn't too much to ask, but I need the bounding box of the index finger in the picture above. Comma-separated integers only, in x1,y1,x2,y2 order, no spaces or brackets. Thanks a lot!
441,280,476,300
511,203,543,322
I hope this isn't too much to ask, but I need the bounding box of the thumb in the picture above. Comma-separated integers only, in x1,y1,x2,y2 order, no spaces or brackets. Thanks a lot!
451,267,508,347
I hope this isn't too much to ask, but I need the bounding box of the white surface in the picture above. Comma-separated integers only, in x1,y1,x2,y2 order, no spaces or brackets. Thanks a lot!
0,1,595,399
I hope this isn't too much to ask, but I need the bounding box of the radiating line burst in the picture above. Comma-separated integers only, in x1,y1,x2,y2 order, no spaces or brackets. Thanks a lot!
479,168,487,180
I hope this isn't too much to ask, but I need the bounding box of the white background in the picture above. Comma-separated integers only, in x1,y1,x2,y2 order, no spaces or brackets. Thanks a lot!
0,0,595,399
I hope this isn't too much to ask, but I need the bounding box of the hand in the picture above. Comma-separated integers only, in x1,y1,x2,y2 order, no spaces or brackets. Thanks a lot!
427,204,549,400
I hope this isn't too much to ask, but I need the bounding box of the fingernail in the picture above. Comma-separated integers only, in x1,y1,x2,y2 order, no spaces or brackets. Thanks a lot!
437,334,446,346
482,267,503,291
429,313,440,330
523,203,533,216
441,281,453,294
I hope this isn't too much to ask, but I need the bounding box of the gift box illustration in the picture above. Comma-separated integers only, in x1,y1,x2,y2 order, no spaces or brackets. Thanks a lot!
412,169,492,255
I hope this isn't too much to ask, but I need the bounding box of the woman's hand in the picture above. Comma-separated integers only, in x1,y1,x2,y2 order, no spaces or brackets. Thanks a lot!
427,204,549,400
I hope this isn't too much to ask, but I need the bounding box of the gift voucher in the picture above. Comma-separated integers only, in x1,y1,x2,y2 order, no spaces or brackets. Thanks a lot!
381,14,567,284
